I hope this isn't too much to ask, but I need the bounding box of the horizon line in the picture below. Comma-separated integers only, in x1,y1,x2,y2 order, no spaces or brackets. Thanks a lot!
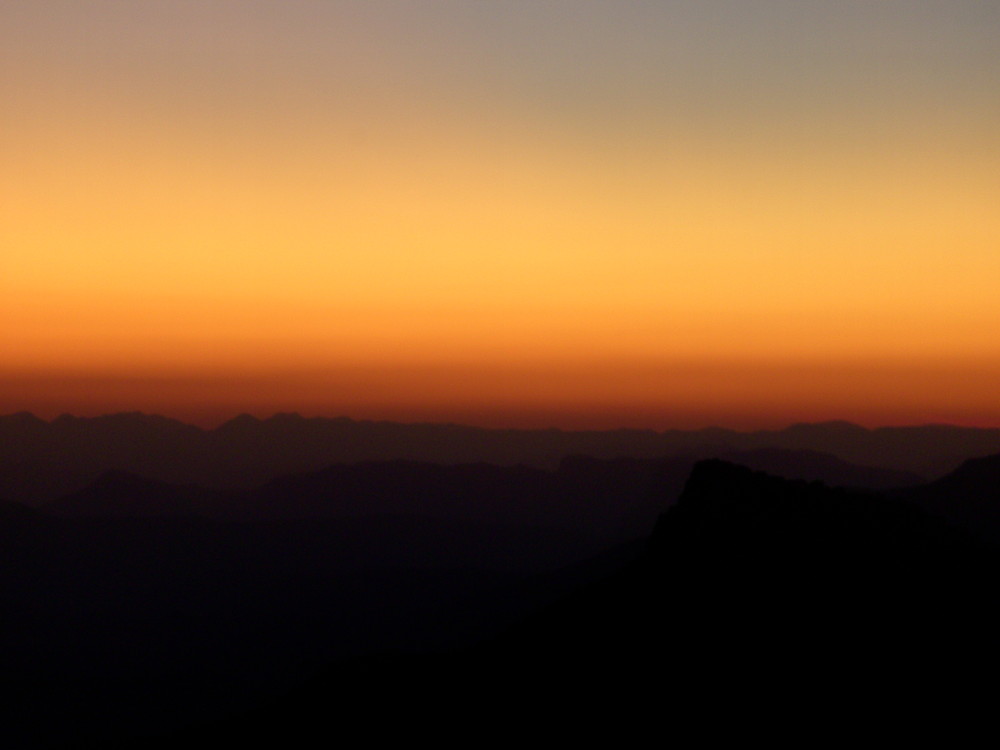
4,409,999,435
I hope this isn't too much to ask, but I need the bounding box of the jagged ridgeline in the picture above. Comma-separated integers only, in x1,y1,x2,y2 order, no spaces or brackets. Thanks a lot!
6,411,1000,506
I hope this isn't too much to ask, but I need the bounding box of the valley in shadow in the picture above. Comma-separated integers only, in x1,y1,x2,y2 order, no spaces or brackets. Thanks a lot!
3,413,1000,745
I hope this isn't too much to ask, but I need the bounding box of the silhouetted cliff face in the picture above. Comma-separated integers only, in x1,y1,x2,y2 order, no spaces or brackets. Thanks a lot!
486,460,995,697
164,460,1000,746
44,451,915,545
646,461,982,626
901,453,1000,541
716,447,924,488
7,453,999,746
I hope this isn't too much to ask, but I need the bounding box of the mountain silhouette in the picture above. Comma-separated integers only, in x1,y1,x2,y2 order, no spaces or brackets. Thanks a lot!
43,447,923,555
46,470,230,518
148,459,999,745
6,410,992,507
899,452,1000,541
715,446,924,488
5,416,1000,745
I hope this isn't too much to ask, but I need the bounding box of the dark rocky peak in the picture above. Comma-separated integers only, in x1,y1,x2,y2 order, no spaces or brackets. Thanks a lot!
937,452,1000,486
655,459,946,556
718,447,925,488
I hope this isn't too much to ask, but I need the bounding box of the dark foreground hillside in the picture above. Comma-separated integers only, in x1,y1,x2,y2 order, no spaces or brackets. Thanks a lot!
3,514,640,748
157,459,1000,746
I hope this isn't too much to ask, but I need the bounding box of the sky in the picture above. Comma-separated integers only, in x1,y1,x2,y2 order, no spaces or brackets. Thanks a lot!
2,1,999,429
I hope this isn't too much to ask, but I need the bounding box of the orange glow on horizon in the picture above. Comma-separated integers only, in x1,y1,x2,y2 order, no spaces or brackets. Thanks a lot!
3,3,998,430
4,354,1000,432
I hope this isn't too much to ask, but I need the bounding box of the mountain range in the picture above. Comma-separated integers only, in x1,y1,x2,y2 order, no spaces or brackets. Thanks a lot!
4,436,1000,745
155,456,1000,745
5,410,990,506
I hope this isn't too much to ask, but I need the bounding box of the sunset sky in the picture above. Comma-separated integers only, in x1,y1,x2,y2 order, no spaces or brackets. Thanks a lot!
3,1,999,428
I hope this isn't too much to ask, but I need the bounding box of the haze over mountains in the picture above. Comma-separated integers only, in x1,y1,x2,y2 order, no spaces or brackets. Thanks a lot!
5,411,996,506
